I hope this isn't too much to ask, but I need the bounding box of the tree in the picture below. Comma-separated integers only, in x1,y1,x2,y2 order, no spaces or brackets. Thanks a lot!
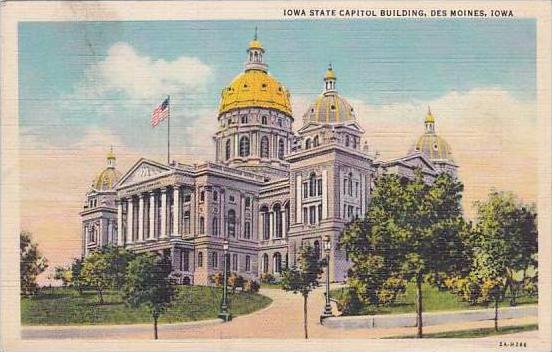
99,245,135,290
80,251,111,304
281,244,323,339
20,231,48,296
461,191,538,330
340,171,470,338
71,257,85,294
123,252,175,340
54,265,72,287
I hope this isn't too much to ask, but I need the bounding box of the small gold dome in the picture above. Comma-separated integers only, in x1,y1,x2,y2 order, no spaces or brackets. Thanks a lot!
249,39,263,50
219,70,292,116
93,168,122,191
324,67,336,80
303,93,355,124
425,107,435,124
412,134,453,161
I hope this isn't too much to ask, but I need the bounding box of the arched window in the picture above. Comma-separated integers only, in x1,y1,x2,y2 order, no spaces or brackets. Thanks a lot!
197,252,203,267
305,138,312,150
313,135,319,147
278,139,285,160
273,252,282,273
244,221,251,239
273,204,282,238
345,135,350,147
227,209,236,237
262,253,269,273
260,136,269,158
199,216,205,234
348,172,353,196
212,217,218,237
314,240,321,259
239,136,250,157
183,211,190,234
261,205,270,240
309,173,316,197
225,139,231,161
261,116,268,125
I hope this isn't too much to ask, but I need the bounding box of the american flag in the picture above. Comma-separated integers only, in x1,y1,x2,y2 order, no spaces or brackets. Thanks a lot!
151,97,170,127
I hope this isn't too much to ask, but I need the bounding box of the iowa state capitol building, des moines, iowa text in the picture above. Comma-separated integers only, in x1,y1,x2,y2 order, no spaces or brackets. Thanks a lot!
80,34,457,285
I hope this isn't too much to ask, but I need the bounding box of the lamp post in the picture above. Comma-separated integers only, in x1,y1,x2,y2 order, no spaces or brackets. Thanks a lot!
321,235,333,322
218,239,232,321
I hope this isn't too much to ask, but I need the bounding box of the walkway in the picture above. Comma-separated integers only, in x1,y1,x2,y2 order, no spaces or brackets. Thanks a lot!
22,287,538,339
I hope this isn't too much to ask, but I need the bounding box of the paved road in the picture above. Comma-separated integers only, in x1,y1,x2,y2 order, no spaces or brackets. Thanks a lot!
22,287,538,339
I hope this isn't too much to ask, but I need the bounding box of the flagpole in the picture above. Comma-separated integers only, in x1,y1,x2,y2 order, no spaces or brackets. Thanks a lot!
167,95,171,165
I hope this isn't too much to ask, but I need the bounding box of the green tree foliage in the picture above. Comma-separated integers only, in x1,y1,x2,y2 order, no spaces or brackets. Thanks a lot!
99,245,136,290
449,191,538,330
71,257,85,294
20,231,48,296
123,252,175,340
340,171,470,338
54,266,72,287
281,244,323,339
80,251,111,304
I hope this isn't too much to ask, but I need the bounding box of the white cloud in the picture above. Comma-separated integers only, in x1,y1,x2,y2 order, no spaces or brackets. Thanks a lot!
81,42,214,101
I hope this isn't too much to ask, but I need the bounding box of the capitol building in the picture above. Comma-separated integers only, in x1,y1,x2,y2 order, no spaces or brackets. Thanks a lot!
80,34,457,284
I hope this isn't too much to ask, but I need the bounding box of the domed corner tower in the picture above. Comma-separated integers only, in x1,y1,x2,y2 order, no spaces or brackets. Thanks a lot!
410,107,458,175
213,31,294,179
286,65,376,283
80,147,123,256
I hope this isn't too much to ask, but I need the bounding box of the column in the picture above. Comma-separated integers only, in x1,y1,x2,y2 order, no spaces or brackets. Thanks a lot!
240,195,245,238
160,188,167,238
269,211,274,239
282,209,287,238
258,212,263,240
149,192,155,240
117,201,123,246
84,225,89,256
126,198,134,244
173,187,180,236
322,170,328,219
138,195,144,242
296,175,302,223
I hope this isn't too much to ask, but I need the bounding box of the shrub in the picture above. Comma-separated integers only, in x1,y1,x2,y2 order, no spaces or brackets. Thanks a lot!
336,288,363,315
523,276,538,297
208,272,224,287
228,273,245,293
260,273,276,284
243,280,260,293
377,277,407,306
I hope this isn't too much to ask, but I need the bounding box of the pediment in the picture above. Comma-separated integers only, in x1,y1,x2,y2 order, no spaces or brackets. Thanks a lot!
117,158,172,187
384,153,437,174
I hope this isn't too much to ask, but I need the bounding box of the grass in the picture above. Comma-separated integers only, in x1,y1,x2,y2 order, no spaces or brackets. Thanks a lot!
21,286,272,325
331,283,537,316
260,282,282,289
384,324,538,338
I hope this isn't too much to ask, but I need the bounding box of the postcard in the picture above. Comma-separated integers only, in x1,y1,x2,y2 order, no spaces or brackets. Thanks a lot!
1,1,551,351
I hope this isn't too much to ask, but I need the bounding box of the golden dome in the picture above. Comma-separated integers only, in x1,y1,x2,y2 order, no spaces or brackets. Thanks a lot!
249,39,263,50
324,67,336,80
93,168,122,191
303,93,355,124
219,70,292,115
425,107,435,123
412,133,453,161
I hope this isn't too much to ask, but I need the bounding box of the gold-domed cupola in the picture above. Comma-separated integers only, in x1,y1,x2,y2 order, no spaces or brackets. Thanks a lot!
303,65,356,124
92,147,122,191
218,29,292,116
411,107,453,161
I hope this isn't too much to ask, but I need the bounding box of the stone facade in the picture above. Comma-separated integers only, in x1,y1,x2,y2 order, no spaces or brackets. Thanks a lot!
80,35,457,284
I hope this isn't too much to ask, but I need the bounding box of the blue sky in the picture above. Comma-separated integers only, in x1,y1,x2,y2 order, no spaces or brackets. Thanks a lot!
19,19,535,147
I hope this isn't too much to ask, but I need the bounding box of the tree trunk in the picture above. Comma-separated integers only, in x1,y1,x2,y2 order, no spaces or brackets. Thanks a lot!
98,287,104,305
154,315,158,340
494,296,499,332
416,276,423,338
303,294,308,339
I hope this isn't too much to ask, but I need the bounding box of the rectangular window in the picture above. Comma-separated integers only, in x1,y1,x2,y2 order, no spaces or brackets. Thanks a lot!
309,206,316,225
229,195,235,202
182,250,189,272
348,205,354,219
198,252,203,267
245,255,251,272
343,179,347,194
244,221,251,239
303,183,308,199
200,191,205,202
232,253,238,272
303,207,308,224
245,196,251,208
355,182,359,198
184,194,191,203
317,205,322,223
317,179,322,196
212,251,218,268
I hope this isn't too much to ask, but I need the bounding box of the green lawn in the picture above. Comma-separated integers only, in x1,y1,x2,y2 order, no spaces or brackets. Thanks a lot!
384,324,538,338
331,283,537,316
21,286,272,325
260,282,282,289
